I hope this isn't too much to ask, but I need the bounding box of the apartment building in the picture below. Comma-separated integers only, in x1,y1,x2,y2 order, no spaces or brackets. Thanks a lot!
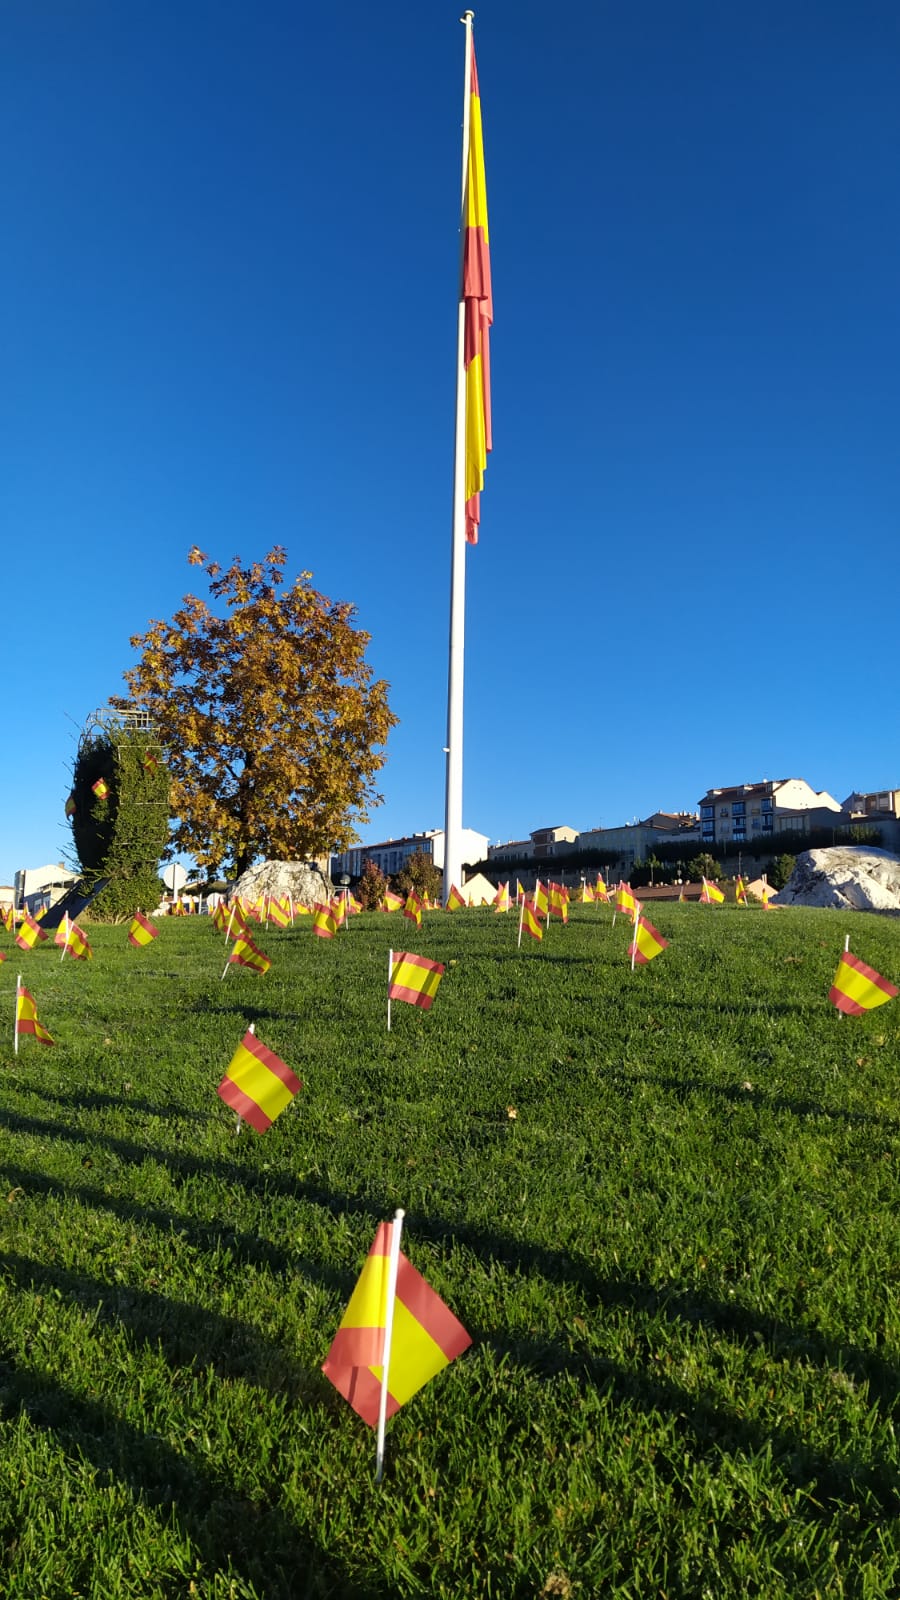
332,828,490,881
698,779,841,848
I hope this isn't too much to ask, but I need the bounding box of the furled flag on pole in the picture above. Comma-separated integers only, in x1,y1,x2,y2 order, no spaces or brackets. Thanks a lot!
829,949,898,1016
447,883,466,911
403,891,423,930
15,981,55,1049
15,913,48,952
534,880,549,917
700,877,725,905
128,911,159,947
761,881,772,910
92,777,110,799
322,1215,471,1428
735,876,748,906
389,951,445,1012
461,34,492,545
2,906,14,933
493,881,510,913
549,883,568,923
217,1030,302,1131
628,917,669,967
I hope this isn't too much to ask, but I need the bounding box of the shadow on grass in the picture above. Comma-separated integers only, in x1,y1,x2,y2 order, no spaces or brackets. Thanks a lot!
0,1360,389,1600
597,1066,900,1133
18,1087,212,1124
3,1108,899,1525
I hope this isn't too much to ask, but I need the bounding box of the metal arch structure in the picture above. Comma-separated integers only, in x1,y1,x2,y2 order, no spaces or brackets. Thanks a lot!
78,703,158,755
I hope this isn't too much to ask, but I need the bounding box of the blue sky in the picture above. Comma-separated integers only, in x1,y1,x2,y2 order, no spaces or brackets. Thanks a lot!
2,1,898,884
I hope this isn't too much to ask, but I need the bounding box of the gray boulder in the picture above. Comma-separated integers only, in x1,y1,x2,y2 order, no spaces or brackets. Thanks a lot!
775,846,900,912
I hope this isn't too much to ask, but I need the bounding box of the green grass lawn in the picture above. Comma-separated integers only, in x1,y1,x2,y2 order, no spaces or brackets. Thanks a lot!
1,902,899,1599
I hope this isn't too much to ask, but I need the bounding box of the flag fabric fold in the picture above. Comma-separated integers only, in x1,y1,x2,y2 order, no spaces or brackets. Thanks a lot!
447,884,466,911
15,913,47,952
829,951,897,1016
54,920,93,961
217,1030,301,1131
521,898,543,942
313,903,337,940
700,878,725,905
628,917,669,966
228,935,271,975
322,1220,471,1425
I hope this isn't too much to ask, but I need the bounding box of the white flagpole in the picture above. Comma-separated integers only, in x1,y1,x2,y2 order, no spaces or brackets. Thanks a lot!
14,974,21,1056
387,948,394,1032
375,1207,406,1482
517,896,525,949
224,904,235,946
443,11,475,909
60,911,69,962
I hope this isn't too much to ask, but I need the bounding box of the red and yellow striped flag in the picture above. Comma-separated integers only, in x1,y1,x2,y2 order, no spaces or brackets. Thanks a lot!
217,1030,301,1132
382,890,403,913
91,777,110,799
229,935,271,975
403,891,423,930
829,951,897,1017
15,913,47,952
493,881,510,913
322,1219,471,1426
700,878,725,905
267,897,290,928
447,884,466,911
389,951,445,1011
628,916,669,966
534,880,549,916
614,882,636,917
581,883,595,904
313,903,337,940
331,896,348,931
2,906,14,933
595,878,610,903
521,898,543,941
54,920,93,961
142,753,159,772
461,35,493,545
16,983,54,1046
128,911,158,948
549,883,568,922
735,876,748,906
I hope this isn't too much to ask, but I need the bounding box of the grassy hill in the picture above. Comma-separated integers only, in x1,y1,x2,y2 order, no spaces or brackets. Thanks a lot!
1,903,899,1598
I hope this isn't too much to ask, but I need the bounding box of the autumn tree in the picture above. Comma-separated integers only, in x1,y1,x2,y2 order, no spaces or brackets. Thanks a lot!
119,548,397,876
356,857,387,910
394,849,443,902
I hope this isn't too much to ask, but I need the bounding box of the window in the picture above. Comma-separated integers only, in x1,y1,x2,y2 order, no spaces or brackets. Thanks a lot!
700,805,714,820
719,807,728,817
761,798,772,813
762,817,773,831
732,802,745,816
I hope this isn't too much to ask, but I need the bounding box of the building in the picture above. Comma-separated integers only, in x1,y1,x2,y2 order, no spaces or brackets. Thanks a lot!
14,863,80,914
488,825,578,865
331,828,490,881
576,812,700,878
698,780,841,849
842,788,900,820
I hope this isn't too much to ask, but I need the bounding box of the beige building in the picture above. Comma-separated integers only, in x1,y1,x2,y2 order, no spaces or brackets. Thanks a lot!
332,828,490,881
488,825,578,865
843,788,900,819
698,779,840,849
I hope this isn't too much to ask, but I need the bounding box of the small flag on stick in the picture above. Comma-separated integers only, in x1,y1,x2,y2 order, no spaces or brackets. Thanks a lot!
91,777,110,799
128,911,158,948
322,1210,471,1480
700,877,725,905
55,916,93,962
313,903,337,940
388,949,445,1029
15,979,55,1051
223,935,271,978
518,897,543,945
628,916,669,968
217,1029,301,1131
829,947,897,1016
447,883,466,911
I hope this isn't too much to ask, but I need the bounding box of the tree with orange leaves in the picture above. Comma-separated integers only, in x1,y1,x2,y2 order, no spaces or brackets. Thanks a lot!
118,547,396,877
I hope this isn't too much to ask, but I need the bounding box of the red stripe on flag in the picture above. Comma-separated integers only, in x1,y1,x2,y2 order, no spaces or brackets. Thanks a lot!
396,1255,473,1364
217,1077,273,1132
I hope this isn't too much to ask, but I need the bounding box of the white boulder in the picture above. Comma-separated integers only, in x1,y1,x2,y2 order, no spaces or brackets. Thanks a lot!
775,846,900,912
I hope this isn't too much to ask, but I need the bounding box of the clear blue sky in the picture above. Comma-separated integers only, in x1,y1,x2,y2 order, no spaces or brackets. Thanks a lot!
3,0,898,883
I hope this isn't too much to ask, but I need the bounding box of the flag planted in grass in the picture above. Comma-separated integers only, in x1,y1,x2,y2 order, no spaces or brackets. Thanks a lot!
15,913,47,952
313,902,337,940
403,891,423,929
226,935,271,975
322,1216,471,1428
829,950,897,1016
128,911,158,948
15,981,54,1047
389,951,445,1011
55,918,93,961
447,883,466,911
217,1030,301,1131
520,897,543,943
700,878,725,905
628,916,669,966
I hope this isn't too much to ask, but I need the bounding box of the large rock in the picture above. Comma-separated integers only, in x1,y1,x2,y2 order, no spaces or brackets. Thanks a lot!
775,846,900,912
230,859,332,909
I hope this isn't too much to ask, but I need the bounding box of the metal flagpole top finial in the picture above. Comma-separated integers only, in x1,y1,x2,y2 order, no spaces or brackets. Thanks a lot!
461,10,475,22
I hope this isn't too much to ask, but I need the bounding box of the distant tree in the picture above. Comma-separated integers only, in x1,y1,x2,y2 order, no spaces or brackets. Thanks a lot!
394,850,442,902
118,547,397,877
768,853,797,890
688,852,724,881
356,857,387,910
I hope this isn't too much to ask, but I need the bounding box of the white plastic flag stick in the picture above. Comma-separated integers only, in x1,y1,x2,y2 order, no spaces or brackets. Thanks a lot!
375,1207,405,1483
517,896,525,949
845,934,850,953
14,974,21,1056
60,912,69,963
630,905,640,972
387,948,393,1032
224,905,235,946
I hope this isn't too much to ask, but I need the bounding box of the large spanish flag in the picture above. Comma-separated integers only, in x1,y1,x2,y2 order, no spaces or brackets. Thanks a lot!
829,951,897,1016
217,1030,301,1132
462,38,493,545
322,1220,471,1426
